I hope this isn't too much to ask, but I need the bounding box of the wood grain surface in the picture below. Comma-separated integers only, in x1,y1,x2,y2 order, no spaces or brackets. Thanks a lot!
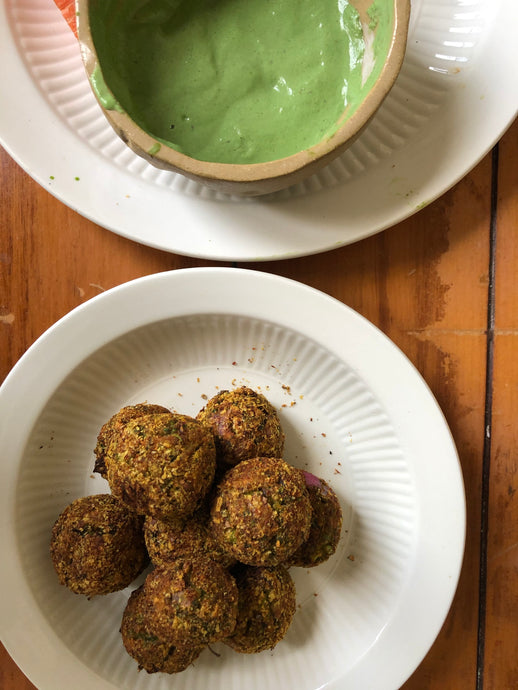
1,118,517,690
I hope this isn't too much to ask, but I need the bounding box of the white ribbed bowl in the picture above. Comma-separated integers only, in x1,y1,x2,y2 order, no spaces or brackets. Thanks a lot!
0,268,465,690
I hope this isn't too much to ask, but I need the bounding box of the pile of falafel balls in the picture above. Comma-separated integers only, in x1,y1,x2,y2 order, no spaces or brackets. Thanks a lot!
50,386,342,674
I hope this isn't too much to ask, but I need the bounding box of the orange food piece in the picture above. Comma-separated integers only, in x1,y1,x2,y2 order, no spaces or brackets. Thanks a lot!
53,0,78,38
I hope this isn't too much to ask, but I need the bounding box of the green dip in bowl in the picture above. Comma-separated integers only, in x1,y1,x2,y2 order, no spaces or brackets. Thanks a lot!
77,0,410,195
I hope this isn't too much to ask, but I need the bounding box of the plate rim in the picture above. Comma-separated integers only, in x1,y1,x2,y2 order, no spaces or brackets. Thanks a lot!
0,267,466,690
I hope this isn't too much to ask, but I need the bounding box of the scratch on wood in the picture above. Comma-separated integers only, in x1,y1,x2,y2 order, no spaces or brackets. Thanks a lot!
489,542,518,563
407,328,486,338
407,329,518,338
0,313,15,324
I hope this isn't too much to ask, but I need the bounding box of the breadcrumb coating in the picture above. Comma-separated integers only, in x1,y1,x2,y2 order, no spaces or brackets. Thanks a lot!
50,494,148,596
141,558,238,646
94,403,172,478
209,457,312,566
121,585,205,673
286,471,342,567
225,565,296,653
197,387,284,468
105,413,216,520
144,509,236,569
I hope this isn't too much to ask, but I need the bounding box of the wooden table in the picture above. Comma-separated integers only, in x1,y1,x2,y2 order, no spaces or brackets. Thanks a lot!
1,117,517,690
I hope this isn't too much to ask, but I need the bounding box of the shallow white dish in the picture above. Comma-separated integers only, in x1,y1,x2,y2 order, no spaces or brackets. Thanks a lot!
0,268,465,690
0,0,517,260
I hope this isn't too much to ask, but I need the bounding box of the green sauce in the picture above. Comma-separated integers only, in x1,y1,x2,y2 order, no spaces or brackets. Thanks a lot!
89,0,389,164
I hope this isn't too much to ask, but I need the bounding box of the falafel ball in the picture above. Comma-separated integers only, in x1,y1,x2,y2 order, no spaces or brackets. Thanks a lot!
209,457,312,566
286,471,343,568
225,565,296,653
141,557,238,646
50,494,148,596
94,403,172,478
105,413,216,521
196,387,285,468
121,586,205,673
144,509,236,569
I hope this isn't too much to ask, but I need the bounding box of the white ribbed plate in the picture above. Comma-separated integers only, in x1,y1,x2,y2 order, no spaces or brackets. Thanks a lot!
0,269,465,690
0,0,517,260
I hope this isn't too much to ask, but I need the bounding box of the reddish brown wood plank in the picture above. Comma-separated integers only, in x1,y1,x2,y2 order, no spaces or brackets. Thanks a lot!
484,119,518,689
0,644,35,690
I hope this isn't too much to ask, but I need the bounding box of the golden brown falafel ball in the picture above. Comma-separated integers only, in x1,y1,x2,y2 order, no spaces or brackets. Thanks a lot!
50,494,148,597
225,565,296,653
121,586,205,673
105,413,216,521
144,509,236,569
141,557,238,647
94,403,172,478
286,471,343,568
196,387,285,468
209,457,312,566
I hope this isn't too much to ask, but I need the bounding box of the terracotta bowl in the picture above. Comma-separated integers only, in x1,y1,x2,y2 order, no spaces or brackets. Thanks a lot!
77,0,410,197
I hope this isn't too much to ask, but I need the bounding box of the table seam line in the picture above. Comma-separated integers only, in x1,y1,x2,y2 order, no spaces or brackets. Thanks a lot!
476,142,499,690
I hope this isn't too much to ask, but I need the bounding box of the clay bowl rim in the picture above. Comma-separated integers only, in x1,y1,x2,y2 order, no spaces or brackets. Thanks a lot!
76,0,411,186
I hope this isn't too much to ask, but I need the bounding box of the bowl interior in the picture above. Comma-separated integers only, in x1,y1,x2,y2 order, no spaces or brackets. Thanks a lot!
76,0,410,192
15,312,416,690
